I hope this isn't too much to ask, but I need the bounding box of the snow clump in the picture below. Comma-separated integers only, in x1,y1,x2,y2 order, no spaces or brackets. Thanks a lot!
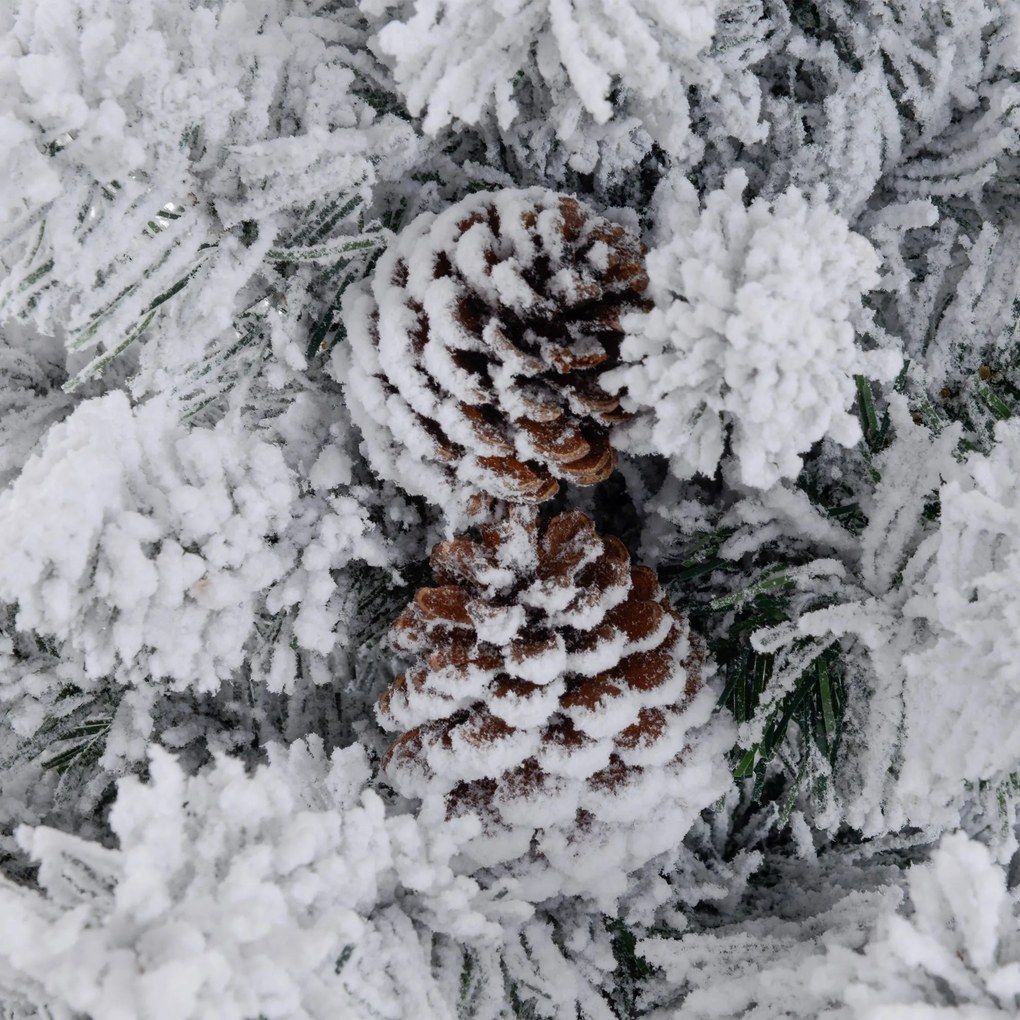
0,392,296,693
603,171,901,490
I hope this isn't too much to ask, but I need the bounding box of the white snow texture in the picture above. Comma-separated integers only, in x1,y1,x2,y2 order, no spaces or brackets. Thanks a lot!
0,740,510,1020
604,171,902,489
0,0,1019,1017
0,393,296,693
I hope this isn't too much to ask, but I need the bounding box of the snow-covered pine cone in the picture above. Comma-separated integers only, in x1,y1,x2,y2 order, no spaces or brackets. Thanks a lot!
377,507,732,905
336,188,650,519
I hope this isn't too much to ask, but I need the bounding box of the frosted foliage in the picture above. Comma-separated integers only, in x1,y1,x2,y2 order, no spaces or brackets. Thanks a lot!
640,835,1020,1018
0,964,61,1020
639,878,903,1018
1,0,1020,1012
604,172,901,489
745,404,1020,834
0,0,416,402
897,220,1020,394
895,419,1020,822
0,392,296,693
364,0,752,163
255,389,399,675
0,667,59,857
847,834,1020,1017
446,0,766,192
0,323,73,489
0,741,497,1020
748,1,1019,218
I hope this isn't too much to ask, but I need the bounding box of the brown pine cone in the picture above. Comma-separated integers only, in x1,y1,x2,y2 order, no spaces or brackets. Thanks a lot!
336,188,650,519
376,507,732,904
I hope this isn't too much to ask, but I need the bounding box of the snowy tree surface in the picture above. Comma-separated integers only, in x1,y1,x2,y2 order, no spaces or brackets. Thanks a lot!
738,402,1020,835
0,387,401,703
639,834,1020,1018
740,0,1019,209
0,0,417,408
363,0,766,174
0,322,75,489
0,392,296,692
604,172,901,489
1,0,1020,1015
0,740,512,1020
742,0,1020,397
895,418,1020,826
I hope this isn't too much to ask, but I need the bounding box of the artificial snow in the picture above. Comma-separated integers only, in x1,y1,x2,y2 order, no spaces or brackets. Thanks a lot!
1,0,1019,1017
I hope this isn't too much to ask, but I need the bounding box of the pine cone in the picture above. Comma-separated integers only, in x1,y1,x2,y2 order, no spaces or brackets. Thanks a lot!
377,507,731,904
336,188,650,518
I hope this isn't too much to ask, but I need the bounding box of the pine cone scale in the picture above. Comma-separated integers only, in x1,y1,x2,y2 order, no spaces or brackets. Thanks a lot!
415,586,472,625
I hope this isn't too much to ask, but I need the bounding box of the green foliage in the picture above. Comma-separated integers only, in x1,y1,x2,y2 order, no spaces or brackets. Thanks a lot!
603,917,657,1019
661,519,834,795
661,456,866,806
1,679,120,799
694,566,846,803
351,557,432,651
940,355,1020,451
